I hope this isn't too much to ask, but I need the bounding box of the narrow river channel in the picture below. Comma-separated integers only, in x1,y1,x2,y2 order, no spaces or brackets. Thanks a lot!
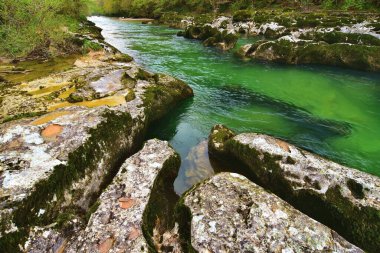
89,16,380,194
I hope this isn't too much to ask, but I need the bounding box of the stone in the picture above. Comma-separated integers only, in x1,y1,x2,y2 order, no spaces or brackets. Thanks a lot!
208,124,380,253
242,39,380,72
0,40,193,251
177,172,363,252
61,139,180,252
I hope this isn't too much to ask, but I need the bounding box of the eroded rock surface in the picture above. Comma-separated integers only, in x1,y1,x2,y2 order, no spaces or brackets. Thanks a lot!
178,172,363,252
175,12,380,71
24,139,181,253
208,124,380,252
240,39,380,72
67,139,179,252
0,38,193,251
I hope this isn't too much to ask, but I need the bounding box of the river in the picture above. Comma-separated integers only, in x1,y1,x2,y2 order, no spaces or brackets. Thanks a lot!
89,16,380,194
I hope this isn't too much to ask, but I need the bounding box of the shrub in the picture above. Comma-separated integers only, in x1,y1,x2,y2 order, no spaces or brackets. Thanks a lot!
233,10,253,22
0,0,88,58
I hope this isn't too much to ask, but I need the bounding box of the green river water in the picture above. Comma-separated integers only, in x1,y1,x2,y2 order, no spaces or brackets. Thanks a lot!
89,16,380,194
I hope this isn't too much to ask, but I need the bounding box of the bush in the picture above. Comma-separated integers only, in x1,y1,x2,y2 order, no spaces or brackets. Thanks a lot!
233,10,253,22
0,0,88,58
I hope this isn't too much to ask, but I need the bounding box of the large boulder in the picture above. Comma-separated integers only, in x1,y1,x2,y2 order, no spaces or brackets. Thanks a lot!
241,39,380,71
25,139,181,252
208,125,380,253
176,172,363,252
181,25,238,51
0,49,193,251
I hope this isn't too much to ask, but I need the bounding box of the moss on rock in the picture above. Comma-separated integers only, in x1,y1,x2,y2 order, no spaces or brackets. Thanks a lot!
208,124,380,253
246,39,380,71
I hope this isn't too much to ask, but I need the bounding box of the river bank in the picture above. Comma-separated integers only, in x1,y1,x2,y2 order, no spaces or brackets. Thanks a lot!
0,20,193,251
169,10,380,71
1,15,380,253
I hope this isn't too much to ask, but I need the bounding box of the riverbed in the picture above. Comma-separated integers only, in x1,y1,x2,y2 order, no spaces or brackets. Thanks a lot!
89,16,380,194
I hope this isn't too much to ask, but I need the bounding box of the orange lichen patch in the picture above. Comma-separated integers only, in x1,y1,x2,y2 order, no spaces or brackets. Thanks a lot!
31,111,71,126
48,95,126,111
118,197,135,209
128,227,141,241
41,124,63,139
58,87,76,99
98,237,115,253
275,140,290,153
27,82,71,97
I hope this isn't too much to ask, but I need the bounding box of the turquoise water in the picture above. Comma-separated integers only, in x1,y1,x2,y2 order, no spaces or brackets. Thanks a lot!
89,16,380,194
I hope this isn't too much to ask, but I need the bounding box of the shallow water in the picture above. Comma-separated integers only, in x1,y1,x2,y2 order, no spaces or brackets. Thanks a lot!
89,16,380,194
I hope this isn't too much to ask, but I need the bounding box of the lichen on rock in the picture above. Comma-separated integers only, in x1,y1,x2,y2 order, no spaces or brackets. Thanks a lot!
239,39,380,71
178,172,364,252
0,31,193,251
58,139,181,253
208,124,380,253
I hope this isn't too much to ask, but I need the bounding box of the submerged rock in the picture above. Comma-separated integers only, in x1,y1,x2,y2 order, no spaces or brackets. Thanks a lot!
0,43,193,251
177,172,363,252
240,39,380,71
208,125,380,253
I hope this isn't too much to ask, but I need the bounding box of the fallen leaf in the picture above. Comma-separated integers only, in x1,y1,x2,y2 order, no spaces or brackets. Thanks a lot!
118,197,135,209
128,226,140,241
98,237,115,253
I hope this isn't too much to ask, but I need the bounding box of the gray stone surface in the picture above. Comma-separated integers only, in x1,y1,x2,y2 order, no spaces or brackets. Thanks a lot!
24,139,180,253
208,124,380,252
181,172,364,253
0,47,192,249
65,139,179,253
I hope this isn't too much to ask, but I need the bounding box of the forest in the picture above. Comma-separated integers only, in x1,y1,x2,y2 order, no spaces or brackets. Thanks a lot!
93,0,380,17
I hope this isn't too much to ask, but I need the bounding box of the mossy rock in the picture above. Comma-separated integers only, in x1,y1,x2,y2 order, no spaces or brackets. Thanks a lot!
199,25,219,41
125,90,136,102
113,53,134,63
184,26,203,39
208,125,380,253
251,39,380,71
67,93,84,103
264,28,290,39
300,32,380,46
203,37,218,47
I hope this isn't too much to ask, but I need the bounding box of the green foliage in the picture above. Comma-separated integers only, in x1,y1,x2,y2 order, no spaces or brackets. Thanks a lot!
82,39,103,53
0,0,89,58
92,0,379,17
233,9,252,22
342,0,365,10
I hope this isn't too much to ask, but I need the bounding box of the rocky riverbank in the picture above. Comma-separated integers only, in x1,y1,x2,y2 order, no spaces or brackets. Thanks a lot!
0,22,193,251
1,17,380,253
208,124,380,252
173,10,380,71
